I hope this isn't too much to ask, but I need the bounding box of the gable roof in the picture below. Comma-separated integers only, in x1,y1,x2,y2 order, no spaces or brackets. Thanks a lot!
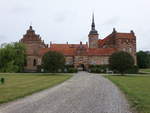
98,33,114,46
50,44,88,49
39,47,116,56
98,32,135,47
39,48,76,56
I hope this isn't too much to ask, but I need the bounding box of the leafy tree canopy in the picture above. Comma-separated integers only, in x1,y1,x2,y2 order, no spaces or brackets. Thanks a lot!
0,42,26,72
109,51,134,74
42,51,65,72
137,51,150,68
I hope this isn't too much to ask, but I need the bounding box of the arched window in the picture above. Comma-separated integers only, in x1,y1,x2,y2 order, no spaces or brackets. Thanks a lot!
33,59,37,66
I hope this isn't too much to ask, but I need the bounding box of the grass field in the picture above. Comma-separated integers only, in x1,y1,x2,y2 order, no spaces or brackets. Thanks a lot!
0,73,72,104
106,75,150,113
140,68,150,73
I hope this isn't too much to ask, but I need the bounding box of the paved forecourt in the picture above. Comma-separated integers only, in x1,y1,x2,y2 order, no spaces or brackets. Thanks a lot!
0,72,132,113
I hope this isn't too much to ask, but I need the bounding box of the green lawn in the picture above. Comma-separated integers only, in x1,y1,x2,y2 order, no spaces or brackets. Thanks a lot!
0,73,72,104
106,75,150,113
140,68,150,73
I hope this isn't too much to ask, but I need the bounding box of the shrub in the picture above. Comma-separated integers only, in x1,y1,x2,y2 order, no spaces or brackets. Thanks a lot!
37,65,42,73
67,68,78,73
42,51,65,73
109,51,134,75
89,65,109,73
125,65,139,74
137,51,150,68
64,65,78,73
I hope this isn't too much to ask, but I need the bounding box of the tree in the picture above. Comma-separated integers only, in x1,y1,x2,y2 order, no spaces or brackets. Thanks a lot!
137,51,150,68
109,51,134,75
13,43,27,72
42,51,65,72
0,42,26,72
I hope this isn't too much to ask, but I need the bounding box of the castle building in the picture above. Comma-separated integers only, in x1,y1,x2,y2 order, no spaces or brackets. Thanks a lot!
20,15,136,72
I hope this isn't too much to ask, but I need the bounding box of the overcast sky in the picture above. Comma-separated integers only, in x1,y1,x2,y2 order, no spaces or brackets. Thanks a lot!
0,0,149,51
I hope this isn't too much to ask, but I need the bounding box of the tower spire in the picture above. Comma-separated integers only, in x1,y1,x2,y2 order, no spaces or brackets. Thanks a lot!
91,13,95,30
88,13,99,48
89,13,98,35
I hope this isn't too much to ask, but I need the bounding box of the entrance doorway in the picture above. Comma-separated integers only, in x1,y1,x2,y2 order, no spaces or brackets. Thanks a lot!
78,64,85,71
81,64,85,71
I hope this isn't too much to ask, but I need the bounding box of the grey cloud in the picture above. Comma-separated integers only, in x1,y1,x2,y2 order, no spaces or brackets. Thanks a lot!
102,17,120,27
11,5,31,14
54,12,69,23
0,0,150,51
0,35,8,44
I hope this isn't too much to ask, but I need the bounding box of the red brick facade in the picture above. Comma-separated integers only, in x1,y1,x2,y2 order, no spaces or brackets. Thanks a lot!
20,26,47,72
20,17,136,72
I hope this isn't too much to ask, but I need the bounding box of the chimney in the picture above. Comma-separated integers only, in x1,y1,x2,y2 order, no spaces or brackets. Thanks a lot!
86,42,88,45
80,41,82,45
130,30,134,35
113,28,117,33
50,41,52,47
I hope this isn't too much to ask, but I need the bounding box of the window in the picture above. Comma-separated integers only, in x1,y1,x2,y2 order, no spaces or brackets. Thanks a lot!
129,48,132,52
38,58,41,65
103,58,108,64
123,48,126,52
126,48,132,53
33,59,36,66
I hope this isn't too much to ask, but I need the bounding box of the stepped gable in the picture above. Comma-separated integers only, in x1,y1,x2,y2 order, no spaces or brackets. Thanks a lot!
20,26,47,56
20,26,45,45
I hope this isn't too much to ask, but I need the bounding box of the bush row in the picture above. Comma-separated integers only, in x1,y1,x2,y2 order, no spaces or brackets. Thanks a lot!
36,64,139,74
63,65,78,73
124,65,139,74
88,65,139,74
37,65,78,73
88,65,109,73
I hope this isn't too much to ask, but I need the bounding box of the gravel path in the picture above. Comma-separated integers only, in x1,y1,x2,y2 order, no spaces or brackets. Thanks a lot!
0,72,132,113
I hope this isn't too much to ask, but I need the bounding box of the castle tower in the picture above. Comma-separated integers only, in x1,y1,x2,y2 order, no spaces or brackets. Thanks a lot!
88,13,99,48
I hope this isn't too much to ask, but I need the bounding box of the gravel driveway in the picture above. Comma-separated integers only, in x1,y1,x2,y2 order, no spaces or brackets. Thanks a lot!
0,72,132,113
